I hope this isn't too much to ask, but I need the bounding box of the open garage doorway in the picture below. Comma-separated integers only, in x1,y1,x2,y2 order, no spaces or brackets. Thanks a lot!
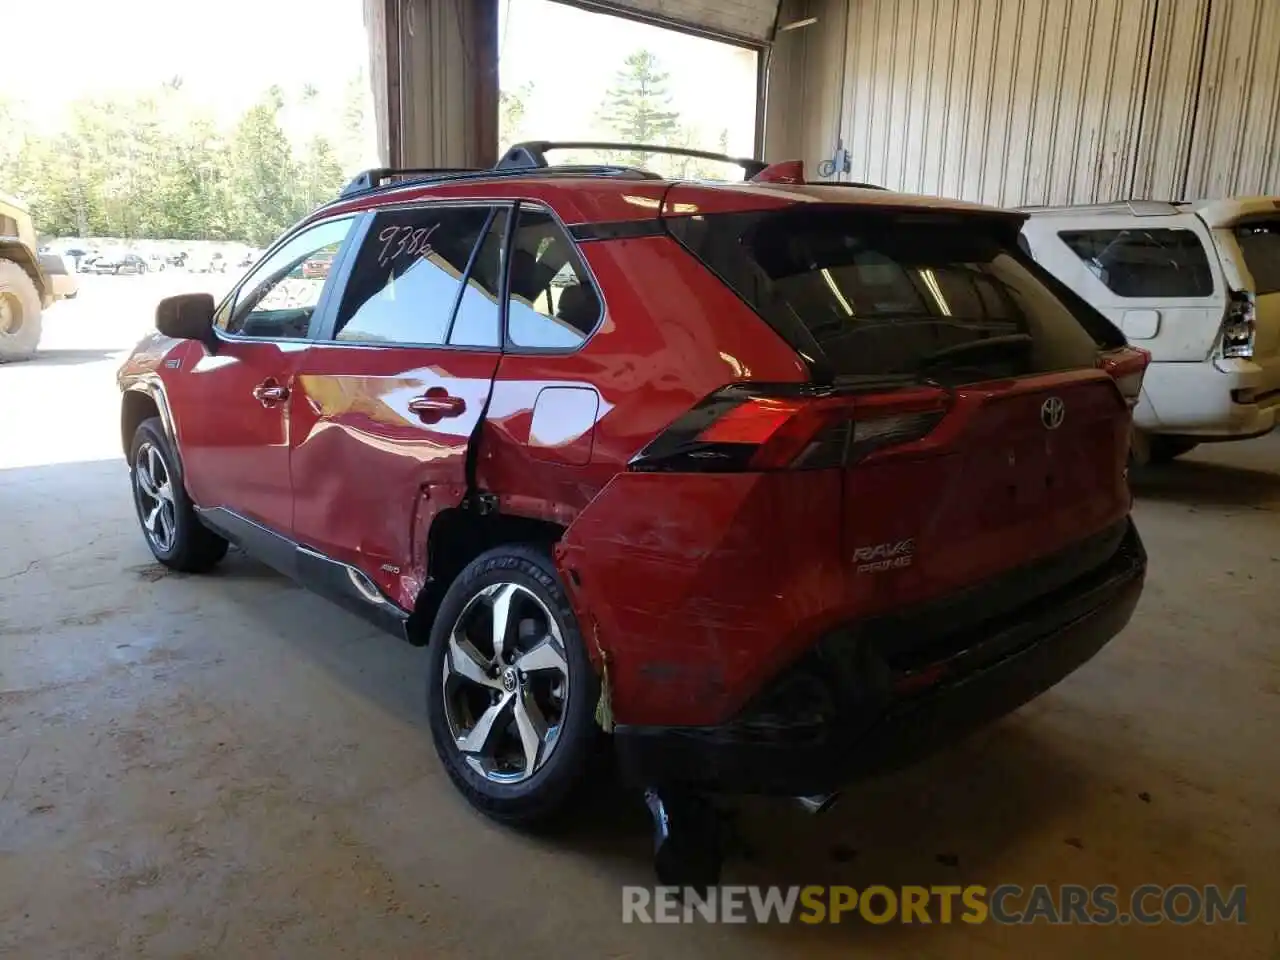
1,0,381,366
2,0,380,259
498,0,761,176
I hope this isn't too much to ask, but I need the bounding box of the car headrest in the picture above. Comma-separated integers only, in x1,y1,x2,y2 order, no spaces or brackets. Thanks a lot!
555,283,600,332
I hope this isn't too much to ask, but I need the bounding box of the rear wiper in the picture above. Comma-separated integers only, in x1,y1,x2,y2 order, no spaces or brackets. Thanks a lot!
915,334,1033,370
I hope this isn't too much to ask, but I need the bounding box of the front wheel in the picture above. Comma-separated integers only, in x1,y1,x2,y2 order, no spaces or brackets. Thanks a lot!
425,545,600,826
130,418,228,572
0,259,42,362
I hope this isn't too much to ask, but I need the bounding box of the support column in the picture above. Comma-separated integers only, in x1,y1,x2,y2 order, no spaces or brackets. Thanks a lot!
366,0,500,170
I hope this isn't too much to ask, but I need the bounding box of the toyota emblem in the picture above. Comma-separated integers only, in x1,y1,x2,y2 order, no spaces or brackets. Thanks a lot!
1040,396,1065,430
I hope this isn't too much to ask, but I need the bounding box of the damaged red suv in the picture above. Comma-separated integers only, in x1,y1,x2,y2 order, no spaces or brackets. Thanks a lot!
119,142,1147,877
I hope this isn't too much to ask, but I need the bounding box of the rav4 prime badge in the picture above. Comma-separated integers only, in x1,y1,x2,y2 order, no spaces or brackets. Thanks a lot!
853,539,915,573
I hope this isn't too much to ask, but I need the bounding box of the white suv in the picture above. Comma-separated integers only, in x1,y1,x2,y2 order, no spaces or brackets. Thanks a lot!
1020,198,1280,462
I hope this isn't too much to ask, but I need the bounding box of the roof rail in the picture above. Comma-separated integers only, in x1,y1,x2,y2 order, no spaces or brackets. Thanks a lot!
339,166,481,199
497,140,769,178
1018,199,1181,217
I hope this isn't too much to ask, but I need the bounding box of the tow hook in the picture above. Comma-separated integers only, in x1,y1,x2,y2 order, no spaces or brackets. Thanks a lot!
644,787,724,890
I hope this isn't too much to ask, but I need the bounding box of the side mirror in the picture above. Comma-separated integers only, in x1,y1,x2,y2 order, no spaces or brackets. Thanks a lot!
156,293,216,344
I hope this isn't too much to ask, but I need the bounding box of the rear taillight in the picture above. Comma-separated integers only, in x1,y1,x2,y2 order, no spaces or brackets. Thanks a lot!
629,384,950,473
1221,290,1256,359
1097,346,1150,407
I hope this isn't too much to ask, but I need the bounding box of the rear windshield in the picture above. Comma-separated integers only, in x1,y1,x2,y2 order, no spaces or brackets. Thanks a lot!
1233,219,1280,295
668,208,1122,384
1059,228,1214,298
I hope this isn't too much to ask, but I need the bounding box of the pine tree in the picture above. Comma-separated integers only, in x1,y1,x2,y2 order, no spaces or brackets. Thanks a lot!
599,50,681,167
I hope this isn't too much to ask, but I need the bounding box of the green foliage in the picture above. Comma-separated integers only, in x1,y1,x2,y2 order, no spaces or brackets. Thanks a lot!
599,50,681,167
499,81,534,153
0,78,370,244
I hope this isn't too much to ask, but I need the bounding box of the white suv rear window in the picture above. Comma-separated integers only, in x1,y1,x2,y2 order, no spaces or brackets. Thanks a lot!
1059,228,1213,298
1234,220,1280,295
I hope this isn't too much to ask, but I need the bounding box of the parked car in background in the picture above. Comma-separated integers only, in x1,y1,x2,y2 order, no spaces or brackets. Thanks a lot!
1021,198,1280,462
300,250,334,279
166,251,189,269
118,142,1149,885
89,251,148,275
147,253,168,272
189,251,228,274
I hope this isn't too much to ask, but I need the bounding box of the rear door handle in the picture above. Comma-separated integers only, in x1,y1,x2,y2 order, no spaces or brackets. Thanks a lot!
253,379,290,405
408,390,466,420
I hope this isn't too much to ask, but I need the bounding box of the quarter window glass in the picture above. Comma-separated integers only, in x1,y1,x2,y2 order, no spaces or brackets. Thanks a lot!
506,207,601,350
1059,228,1213,298
222,217,354,338
449,210,507,347
334,207,490,344
1233,220,1280,296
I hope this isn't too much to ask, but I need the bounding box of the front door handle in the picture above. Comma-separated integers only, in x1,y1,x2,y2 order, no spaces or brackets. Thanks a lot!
253,379,290,405
408,388,466,422
407,391,468,417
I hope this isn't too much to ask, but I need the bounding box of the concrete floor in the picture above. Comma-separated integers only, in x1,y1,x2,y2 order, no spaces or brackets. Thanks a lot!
1,276,1277,958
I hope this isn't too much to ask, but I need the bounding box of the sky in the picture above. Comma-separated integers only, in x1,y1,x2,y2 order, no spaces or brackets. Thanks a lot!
4,0,369,119
4,0,759,155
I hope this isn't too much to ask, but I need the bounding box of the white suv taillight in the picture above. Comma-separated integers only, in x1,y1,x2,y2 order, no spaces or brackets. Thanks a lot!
1222,291,1256,359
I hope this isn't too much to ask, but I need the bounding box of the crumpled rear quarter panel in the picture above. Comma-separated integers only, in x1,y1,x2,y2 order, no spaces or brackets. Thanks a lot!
557,469,845,727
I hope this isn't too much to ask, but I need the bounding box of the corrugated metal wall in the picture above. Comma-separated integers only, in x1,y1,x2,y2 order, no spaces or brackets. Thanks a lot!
1183,0,1280,198
837,0,1157,206
1129,0,1210,200
768,0,1280,204
766,0,849,178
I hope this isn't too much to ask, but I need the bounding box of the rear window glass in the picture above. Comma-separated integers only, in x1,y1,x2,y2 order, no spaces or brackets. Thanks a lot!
1059,228,1213,298
669,208,1113,384
1233,219,1280,295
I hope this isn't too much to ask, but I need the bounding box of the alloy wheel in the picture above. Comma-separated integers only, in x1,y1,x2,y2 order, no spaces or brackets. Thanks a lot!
134,441,177,553
441,581,570,784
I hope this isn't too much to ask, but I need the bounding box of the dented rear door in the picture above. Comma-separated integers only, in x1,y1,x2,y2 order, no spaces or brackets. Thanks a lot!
289,204,508,609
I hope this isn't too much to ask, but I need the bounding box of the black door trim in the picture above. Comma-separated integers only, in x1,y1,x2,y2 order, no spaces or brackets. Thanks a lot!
194,506,411,640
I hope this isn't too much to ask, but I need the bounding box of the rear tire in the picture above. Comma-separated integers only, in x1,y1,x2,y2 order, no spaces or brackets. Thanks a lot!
0,259,43,362
425,545,600,827
129,417,228,572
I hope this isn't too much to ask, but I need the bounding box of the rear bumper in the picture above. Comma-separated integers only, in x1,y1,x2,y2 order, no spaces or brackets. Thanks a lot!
1139,358,1280,437
614,521,1146,795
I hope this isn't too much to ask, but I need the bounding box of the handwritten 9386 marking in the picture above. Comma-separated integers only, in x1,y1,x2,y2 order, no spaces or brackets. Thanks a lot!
376,222,441,268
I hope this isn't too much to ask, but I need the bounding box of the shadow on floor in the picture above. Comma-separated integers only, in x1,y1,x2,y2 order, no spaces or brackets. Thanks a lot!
1130,458,1280,509
554,719,1089,890
23,348,127,367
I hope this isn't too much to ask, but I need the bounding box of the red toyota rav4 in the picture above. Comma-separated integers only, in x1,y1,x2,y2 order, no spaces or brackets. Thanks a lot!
119,142,1148,877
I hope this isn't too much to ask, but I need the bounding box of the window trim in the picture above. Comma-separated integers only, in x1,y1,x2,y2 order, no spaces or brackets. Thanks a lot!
1055,226,1220,301
501,200,606,357
311,199,514,353
212,212,361,345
